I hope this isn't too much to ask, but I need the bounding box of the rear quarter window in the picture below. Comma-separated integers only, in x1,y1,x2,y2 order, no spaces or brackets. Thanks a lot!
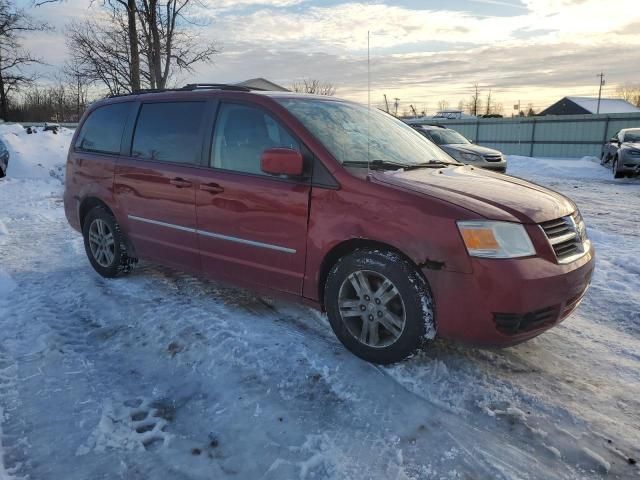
75,102,131,154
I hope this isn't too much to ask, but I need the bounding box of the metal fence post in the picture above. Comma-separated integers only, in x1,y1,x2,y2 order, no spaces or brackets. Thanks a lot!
601,116,610,155
475,118,480,143
529,118,537,157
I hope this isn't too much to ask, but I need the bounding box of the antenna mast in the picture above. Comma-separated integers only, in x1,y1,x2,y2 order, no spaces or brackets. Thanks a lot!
367,30,371,175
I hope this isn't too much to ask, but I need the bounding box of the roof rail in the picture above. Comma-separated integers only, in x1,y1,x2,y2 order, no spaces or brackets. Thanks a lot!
108,83,258,98
182,83,259,92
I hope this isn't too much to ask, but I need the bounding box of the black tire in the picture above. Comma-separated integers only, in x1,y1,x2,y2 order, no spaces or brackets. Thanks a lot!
82,206,136,278
324,249,435,364
613,158,624,179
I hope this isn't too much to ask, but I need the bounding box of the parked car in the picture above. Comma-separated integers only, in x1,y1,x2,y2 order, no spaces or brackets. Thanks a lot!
411,124,507,173
64,86,594,364
601,128,640,178
0,139,9,178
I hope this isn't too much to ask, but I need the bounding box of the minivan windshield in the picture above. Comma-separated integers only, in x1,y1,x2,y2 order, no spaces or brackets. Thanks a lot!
277,98,457,167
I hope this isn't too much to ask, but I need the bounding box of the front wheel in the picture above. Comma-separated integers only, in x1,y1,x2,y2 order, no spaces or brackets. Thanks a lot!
82,206,136,278
613,158,624,179
324,249,435,364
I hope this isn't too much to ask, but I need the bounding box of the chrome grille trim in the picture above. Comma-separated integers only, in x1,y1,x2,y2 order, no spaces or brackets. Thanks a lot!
539,211,589,264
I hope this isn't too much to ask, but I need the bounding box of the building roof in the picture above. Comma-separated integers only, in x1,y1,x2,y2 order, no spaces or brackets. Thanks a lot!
236,78,289,92
543,96,640,115
567,96,640,114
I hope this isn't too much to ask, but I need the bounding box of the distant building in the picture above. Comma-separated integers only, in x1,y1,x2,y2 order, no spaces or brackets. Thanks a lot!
236,78,289,92
540,96,640,115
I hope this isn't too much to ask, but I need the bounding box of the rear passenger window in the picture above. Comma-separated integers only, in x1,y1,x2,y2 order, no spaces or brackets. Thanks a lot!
75,103,131,154
132,102,206,164
211,103,300,175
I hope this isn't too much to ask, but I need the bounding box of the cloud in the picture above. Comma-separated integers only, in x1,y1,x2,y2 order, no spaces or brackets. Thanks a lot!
16,0,640,111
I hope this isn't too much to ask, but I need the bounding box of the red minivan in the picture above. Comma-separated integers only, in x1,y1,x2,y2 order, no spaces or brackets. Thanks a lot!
64,85,594,364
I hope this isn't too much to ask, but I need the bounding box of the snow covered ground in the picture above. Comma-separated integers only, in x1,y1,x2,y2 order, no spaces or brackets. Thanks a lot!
0,126,638,479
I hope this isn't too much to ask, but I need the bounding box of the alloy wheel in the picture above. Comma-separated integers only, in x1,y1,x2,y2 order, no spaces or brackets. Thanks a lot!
337,270,407,348
88,218,115,267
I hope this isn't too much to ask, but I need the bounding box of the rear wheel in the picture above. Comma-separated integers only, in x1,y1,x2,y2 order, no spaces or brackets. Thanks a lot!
82,206,136,278
324,249,435,364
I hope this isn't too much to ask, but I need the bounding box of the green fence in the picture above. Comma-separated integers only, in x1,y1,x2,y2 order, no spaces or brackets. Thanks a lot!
410,113,640,158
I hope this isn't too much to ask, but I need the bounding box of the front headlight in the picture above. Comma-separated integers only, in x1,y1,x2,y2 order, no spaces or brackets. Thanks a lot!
459,152,482,162
457,221,535,258
449,150,482,163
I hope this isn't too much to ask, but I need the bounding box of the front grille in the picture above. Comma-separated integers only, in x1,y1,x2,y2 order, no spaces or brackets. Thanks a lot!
484,154,503,162
493,305,560,335
539,212,588,263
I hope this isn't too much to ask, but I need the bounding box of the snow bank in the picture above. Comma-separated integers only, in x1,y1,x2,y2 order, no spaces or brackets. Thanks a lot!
507,155,610,181
0,124,73,181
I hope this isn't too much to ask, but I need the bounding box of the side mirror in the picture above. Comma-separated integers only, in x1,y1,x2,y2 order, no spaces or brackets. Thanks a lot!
261,148,304,176
610,137,619,144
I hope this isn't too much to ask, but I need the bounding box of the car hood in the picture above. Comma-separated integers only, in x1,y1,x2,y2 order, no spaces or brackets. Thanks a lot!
371,165,576,223
441,144,502,157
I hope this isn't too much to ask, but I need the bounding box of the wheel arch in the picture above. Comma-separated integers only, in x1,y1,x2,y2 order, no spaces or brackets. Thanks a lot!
317,238,425,307
79,196,137,258
79,196,114,229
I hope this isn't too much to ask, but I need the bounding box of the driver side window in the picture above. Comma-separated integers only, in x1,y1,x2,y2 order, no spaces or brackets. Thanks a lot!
211,103,300,175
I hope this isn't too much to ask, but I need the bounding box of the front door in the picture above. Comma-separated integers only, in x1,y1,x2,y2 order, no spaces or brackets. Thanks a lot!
114,100,208,272
195,101,311,295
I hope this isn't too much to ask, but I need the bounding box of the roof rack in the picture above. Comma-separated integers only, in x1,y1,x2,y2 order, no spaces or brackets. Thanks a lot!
182,83,257,92
108,83,259,98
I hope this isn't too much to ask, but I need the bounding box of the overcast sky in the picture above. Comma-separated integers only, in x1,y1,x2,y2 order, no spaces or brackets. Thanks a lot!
20,0,640,114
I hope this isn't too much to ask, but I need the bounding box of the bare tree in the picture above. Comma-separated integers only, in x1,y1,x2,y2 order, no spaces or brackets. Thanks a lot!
107,0,141,91
0,0,48,120
291,78,336,96
137,0,218,89
457,99,465,113
437,99,449,112
482,90,503,116
615,83,640,107
7,82,92,122
63,57,91,120
467,82,481,116
66,0,217,94
484,90,492,116
66,16,137,96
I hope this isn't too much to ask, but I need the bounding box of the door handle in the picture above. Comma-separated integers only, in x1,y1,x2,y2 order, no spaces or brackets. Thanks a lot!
199,182,224,194
169,177,192,188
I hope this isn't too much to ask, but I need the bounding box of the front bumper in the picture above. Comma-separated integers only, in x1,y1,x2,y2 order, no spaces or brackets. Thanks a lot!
425,245,595,347
619,154,640,173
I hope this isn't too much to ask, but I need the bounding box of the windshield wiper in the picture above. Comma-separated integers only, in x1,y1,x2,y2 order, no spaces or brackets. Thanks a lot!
343,159,455,170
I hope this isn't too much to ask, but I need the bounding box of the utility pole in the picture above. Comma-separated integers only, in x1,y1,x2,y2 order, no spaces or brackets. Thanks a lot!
383,94,390,114
394,98,400,117
596,72,605,114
